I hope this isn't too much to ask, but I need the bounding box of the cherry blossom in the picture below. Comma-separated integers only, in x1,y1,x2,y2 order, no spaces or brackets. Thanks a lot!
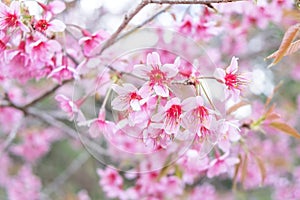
152,97,182,135
55,94,84,121
111,83,147,112
79,29,110,57
7,166,42,200
79,108,116,138
133,52,180,97
0,1,29,32
214,56,247,101
37,0,66,18
34,18,66,33
48,55,79,83
181,96,214,137
207,152,240,178
97,167,124,199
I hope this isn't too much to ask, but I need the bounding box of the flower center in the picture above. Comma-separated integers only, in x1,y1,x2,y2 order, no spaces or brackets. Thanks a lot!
194,106,209,121
35,19,49,32
149,68,166,84
224,73,238,89
166,105,182,121
129,92,141,100
6,13,18,27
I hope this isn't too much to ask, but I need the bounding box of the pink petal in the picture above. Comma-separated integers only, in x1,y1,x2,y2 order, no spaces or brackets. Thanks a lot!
55,94,69,102
226,56,239,74
48,19,66,32
182,96,198,111
111,97,129,111
151,111,165,122
225,157,240,166
111,84,129,95
18,22,30,32
130,99,141,111
153,84,169,97
132,64,151,78
161,64,178,78
49,0,66,14
147,52,161,66
10,1,20,14
123,83,137,92
47,40,62,52
213,68,226,82
139,84,152,98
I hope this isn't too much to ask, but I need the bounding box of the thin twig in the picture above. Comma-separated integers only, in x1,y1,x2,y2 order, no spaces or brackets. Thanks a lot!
0,119,22,157
115,5,172,44
23,81,71,110
99,0,149,54
27,108,109,156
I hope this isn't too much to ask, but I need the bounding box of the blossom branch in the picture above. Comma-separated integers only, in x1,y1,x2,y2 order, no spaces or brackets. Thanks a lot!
42,151,90,195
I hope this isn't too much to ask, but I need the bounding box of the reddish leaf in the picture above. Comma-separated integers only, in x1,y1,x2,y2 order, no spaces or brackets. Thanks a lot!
241,154,248,187
233,154,242,190
266,23,300,67
254,156,266,185
270,122,300,139
267,39,300,60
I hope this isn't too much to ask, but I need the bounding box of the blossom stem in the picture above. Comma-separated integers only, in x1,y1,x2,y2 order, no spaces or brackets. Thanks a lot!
100,86,113,110
199,81,216,111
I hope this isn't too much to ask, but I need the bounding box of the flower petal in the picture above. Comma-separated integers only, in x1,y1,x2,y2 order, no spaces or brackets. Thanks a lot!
147,52,161,66
153,84,169,97
161,64,178,78
132,64,151,78
226,56,239,74
213,68,226,82
48,19,66,32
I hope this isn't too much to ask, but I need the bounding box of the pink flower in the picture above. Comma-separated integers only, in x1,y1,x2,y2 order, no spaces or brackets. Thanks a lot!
38,0,66,18
190,184,217,200
48,55,79,83
79,108,116,138
55,94,84,120
7,166,42,200
79,29,110,57
217,120,241,152
10,129,61,162
152,97,182,135
213,56,247,101
111,83,147,112
26,39,61,65
77,190,91,200
207,152,240,178
181,96,214,137
97,167,124,199
34,18,66,33
142,122,173,149
133,52,180,97
0,1,29,32
179,15,193,35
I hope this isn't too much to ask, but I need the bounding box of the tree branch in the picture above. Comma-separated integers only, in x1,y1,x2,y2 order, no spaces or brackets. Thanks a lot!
99,0,149,54
148,0,245,4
